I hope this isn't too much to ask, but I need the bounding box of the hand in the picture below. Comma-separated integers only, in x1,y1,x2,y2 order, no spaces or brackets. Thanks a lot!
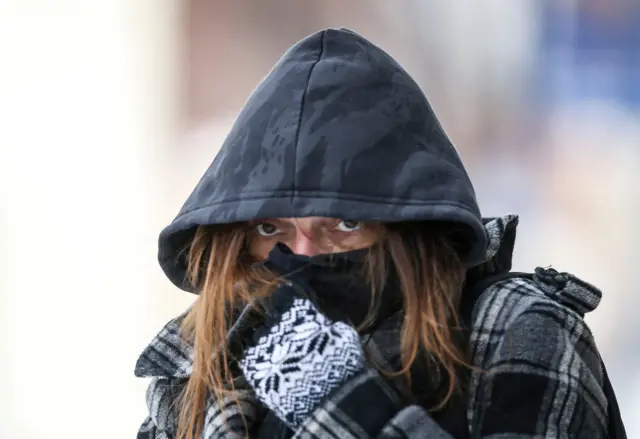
239,282,365,429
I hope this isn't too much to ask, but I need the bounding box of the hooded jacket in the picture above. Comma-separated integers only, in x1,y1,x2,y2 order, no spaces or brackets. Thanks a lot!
135,29,608,438
157,27,486,293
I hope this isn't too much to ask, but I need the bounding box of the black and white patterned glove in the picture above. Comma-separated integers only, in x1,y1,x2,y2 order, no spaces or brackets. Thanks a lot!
239,282,365,429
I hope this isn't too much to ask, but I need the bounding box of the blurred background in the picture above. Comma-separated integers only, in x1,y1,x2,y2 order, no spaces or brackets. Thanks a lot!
1,0,638,437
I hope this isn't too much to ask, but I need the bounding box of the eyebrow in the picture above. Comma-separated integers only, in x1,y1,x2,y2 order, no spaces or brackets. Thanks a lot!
259,218,294,228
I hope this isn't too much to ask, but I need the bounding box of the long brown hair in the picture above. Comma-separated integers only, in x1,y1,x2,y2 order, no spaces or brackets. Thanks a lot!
176,221,468,439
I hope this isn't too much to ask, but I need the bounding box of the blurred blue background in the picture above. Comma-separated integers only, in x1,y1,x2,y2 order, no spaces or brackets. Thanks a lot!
1,1,638,437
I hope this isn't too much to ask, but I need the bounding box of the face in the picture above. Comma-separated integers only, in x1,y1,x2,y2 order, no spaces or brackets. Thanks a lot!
247,217,383,260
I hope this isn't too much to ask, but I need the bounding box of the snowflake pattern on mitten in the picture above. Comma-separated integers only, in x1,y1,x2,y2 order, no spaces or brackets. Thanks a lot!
239,297,365,428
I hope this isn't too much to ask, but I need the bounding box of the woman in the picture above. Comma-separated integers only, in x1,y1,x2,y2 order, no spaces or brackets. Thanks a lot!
135,29,609,438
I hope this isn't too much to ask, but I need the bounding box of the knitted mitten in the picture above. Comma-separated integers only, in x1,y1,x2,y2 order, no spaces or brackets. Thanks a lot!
239,282,365,429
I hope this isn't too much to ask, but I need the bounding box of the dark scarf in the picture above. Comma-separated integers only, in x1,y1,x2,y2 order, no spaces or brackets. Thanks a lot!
253,244,470,439
259,243,404,331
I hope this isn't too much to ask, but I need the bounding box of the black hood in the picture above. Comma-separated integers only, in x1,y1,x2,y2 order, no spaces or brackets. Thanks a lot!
159,28,487,292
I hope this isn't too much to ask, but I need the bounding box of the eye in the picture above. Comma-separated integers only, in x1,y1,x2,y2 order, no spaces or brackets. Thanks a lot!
336,220,361,232
256,223,281,237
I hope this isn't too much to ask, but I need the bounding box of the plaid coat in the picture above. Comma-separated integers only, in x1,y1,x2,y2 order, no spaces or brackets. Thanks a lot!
135,215,608,438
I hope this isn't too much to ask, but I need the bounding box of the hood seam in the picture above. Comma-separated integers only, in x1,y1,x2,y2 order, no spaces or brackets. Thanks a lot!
292,30,326,205
172,193,480,218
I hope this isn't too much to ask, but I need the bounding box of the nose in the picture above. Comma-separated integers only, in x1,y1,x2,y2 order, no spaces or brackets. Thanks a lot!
290,232,321,257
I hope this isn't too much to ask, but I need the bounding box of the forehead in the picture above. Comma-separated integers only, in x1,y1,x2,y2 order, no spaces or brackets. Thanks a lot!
268,217,339,226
